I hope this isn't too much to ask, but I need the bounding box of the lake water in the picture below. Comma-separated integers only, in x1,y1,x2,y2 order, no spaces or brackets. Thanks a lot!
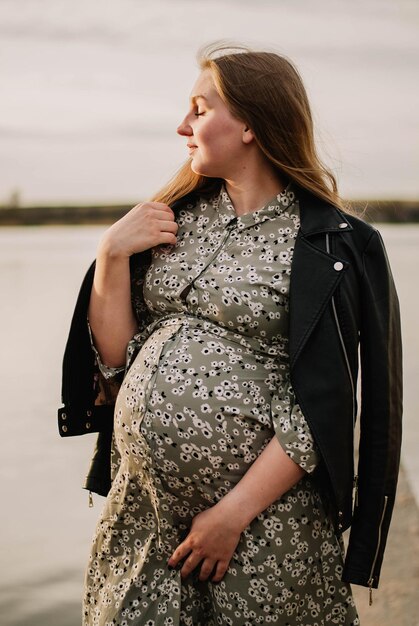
1,0,419,206
0,223,418,625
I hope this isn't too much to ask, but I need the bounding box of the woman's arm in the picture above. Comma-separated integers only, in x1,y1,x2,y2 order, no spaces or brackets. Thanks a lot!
88,202,178,367
216,434,306,527
168,436,305,582
88,250,137,368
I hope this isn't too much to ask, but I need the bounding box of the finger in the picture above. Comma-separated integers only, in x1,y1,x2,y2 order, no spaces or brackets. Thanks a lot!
135,209,175,225
149,203,175,217
130,205,175,223
211,560,229,583
133,201,174,212
180,552,204,580
168,542,191,568
153,202,175,213
198,558,218,582
158,220,178,234
150,209,177,222
157,232,177,246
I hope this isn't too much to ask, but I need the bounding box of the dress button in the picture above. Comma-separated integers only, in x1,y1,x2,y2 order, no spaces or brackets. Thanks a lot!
334,261,344,271
86,422,91,429
338,523,343,530
338,510,343,518
86,410,92,417
62,424,68,433
61,413,67,420
339,222,348,229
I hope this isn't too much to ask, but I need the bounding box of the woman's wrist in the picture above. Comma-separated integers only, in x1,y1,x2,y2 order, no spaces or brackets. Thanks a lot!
212,436,306,533
97,230,132,261
214,493,256,533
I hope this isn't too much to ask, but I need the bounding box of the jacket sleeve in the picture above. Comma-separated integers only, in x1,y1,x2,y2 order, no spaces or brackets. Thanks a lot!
58,260,117,438
342,228,403,588
58,250,153,438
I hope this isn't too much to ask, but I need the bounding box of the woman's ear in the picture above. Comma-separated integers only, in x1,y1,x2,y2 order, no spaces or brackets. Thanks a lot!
242,125,255,145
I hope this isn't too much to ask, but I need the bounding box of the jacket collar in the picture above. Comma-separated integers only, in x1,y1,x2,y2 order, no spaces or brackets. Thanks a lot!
296,185,353,236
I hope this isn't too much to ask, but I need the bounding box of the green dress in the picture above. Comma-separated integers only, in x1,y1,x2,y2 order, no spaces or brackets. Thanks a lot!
83,184,359,625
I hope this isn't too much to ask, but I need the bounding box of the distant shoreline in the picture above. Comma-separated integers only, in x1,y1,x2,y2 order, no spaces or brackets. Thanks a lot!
0,200,418,225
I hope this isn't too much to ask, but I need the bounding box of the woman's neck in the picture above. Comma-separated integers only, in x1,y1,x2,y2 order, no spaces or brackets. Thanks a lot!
224,167,287,216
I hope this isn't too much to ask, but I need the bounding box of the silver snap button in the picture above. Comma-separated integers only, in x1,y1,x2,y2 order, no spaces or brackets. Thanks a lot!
334,261,344,271
86,410,92,417
86,422,91,429
61,413,67,420
338,523,343,530
339,222,348,229
338,510,343,517
62,424,68,433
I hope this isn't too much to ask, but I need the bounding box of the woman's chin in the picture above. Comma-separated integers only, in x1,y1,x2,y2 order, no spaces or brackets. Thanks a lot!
190,159,204,176
190,161,218,178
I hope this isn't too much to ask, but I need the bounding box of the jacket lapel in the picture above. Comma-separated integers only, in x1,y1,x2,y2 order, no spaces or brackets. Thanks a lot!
289,188,352,367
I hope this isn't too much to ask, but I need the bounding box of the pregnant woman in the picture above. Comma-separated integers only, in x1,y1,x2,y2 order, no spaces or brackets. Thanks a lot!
59,44,402,625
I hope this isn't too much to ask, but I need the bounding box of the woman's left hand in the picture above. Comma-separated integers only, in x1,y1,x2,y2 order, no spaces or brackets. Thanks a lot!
167,503,245,582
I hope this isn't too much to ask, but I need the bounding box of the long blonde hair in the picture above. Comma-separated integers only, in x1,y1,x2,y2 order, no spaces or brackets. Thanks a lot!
152,42,347,211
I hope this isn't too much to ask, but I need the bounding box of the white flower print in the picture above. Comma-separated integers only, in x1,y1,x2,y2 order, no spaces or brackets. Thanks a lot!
84,184,359,626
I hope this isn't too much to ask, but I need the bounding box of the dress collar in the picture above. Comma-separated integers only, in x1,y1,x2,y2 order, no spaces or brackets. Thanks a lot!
213,182,298,228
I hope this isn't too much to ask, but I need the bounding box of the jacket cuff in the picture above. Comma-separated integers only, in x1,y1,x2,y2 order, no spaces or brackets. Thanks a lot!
341,565,379,589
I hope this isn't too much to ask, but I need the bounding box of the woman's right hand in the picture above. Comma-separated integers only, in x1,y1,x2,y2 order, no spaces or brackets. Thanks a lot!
99,201,178,258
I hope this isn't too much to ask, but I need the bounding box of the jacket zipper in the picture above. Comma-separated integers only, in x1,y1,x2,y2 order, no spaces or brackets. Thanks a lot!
325,234,356,430
325,233,358,509
368,495,389,605
353,474,359,507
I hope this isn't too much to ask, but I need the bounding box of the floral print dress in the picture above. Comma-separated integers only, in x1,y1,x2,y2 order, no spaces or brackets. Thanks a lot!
83,184,359,625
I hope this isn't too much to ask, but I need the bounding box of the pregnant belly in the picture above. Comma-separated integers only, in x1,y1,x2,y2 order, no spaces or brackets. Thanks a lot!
128,323,283,505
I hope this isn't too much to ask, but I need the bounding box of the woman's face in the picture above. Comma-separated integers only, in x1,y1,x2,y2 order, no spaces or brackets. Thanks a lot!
177,69,249,178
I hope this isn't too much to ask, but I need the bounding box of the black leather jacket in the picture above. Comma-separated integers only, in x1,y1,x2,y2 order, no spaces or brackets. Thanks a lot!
58,186,402,590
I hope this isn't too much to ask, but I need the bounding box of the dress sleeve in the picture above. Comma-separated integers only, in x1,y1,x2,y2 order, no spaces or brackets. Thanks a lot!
87,317,147,381
270,377,320,474
87,318,126,380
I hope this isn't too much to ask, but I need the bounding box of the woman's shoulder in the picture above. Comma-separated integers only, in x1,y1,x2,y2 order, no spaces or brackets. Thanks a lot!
337,208,383,251
329,206,394,270
296,184,378,250
339,207,376,232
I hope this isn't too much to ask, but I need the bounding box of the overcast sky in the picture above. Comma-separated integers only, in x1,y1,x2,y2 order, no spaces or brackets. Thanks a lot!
1,0,418,205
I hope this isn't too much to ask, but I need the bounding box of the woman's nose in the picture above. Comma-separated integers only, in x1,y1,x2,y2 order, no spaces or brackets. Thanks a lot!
177,117,192,137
